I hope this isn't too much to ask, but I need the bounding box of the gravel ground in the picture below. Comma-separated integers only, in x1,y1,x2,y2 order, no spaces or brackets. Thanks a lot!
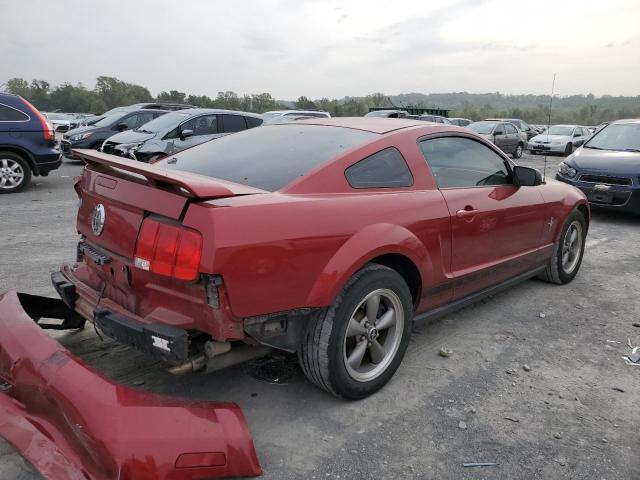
1,153,639,479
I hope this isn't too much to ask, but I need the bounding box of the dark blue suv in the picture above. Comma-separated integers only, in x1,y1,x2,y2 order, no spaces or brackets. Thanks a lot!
0,93,61,193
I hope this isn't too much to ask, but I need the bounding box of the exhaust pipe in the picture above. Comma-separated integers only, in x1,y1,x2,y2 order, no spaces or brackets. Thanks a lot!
168,342,272,375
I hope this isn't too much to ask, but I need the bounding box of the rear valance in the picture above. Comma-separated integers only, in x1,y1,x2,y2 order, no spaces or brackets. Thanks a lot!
74,149,267,199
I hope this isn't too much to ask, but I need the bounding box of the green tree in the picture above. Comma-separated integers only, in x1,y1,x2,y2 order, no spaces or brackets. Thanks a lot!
294,96,317,110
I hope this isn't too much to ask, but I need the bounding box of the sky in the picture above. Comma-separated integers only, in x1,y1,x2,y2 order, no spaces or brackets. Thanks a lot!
1,0,639,99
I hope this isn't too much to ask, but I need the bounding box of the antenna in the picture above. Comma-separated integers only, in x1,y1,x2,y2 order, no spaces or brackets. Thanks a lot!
543,73,556,183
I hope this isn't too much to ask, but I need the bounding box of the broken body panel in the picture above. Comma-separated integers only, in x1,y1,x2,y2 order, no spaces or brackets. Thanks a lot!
0,291,261,479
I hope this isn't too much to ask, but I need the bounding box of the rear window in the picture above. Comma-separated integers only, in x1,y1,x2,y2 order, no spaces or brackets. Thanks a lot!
160,124,377,191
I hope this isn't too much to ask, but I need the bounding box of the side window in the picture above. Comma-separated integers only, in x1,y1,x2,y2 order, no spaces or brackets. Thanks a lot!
192,115,218,136
222,114,246,133
246,116,263,128
123,113,142,129
135,112,155,128
504,124,514,134
0,104,29,121
419,136,512,189
494,124,505,135
345,147,413,189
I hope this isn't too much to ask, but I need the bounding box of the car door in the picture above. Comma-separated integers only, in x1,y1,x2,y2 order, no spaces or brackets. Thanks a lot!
493,123,509,152
504,123,518,151
573,127,586,147
419,135,547,298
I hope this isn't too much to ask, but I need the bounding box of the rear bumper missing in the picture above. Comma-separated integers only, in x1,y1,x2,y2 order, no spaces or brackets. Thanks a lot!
0,290,262,479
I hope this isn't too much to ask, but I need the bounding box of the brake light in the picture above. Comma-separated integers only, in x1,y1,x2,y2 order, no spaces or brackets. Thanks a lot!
19,98,54,141
134,218,202,281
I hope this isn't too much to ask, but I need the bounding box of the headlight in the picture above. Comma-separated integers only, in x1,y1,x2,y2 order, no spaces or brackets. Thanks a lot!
115,142,142,153
558,162,577,178
70,132,93,141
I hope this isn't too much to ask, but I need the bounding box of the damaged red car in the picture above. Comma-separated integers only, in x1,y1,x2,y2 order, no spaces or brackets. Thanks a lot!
54,117,588,400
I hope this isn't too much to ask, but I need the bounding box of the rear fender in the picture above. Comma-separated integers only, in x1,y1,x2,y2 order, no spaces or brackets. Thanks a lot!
304,223,431,307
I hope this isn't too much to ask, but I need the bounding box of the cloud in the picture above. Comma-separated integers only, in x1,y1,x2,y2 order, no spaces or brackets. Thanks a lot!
1,0,639,98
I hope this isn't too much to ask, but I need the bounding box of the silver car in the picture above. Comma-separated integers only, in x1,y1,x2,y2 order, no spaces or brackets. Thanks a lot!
527,125,591,155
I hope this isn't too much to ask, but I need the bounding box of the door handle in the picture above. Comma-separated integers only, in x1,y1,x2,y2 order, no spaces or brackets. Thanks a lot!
456,207,479,218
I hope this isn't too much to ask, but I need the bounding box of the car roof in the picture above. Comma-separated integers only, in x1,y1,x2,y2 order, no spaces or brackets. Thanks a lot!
264,110,328,115
290,117,434,134
172,108,263,118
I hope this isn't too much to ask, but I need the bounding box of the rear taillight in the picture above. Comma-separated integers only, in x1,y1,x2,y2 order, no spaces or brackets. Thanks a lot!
19,98,55,141
134,218,203,281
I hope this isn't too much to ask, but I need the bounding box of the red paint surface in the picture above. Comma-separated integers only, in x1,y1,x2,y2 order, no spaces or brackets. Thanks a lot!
0,291,262,479
66,122,588,342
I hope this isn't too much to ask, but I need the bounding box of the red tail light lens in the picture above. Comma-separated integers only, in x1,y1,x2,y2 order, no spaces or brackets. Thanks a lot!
134,218,202,281
19,98,55,141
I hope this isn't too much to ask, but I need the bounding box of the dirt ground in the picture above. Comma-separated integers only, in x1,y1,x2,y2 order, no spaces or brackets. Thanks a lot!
1,154,639,479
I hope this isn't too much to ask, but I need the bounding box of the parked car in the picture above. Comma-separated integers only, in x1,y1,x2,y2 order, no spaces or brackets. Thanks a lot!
61,109,168,158
449,117,472,127
528,125,591,155
42,112,78,132
485,118,537,140
0,93,60,193
467,120,526,158
262,110,330,123
61,117,588,400
77,103,196,127
418,115,452,124
364,109,408,118
101,108,263,162
555,119,640,213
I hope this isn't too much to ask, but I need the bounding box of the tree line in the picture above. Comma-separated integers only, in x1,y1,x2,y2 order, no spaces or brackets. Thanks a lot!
4,76,640,125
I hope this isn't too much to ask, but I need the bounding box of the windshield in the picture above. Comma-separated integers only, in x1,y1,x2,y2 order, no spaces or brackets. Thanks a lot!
135,111,190,133
468,122,496,134
93,112,128,127
547,126,575,136
159,124,378,191
584,123,640,151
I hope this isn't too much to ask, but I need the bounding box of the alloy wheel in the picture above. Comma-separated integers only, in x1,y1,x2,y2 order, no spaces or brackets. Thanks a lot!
343,288,404,382
561,220,583,274
0,158,25,190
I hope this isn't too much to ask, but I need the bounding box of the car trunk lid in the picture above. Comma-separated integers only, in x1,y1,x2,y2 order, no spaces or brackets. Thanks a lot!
74,149,266,259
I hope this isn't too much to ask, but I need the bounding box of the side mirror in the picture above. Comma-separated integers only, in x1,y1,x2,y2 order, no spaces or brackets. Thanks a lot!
513,165,542,186
117,123,128,131
180,129,194,139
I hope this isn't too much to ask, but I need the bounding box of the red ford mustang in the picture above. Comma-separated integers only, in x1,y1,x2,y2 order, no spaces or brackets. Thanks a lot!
58,118,589,399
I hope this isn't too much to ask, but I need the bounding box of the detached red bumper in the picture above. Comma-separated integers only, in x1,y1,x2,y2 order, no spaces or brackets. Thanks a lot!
0,290,261,479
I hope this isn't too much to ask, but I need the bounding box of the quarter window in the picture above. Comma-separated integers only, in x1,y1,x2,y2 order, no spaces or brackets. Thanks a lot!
246,116,263,128
0,104,29,121
419,136,512,189
345,147,413,189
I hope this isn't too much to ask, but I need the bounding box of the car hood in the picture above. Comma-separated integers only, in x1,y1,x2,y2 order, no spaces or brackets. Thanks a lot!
65,125,99,137
567,147,640,173
106,129,156,145
531,134,570,142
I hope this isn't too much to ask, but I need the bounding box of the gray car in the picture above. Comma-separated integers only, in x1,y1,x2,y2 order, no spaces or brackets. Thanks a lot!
527,125,591,155
101,108,263,162
467,120,526,158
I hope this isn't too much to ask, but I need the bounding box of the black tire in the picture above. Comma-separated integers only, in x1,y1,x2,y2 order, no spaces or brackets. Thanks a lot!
564,143,573,155
538,209,586,284
513,143,524,159
0,152,32,194
298,263,413,399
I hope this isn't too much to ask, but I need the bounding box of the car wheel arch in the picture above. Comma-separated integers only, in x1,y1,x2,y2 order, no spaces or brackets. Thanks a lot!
304,223,431,309
0,145,37,174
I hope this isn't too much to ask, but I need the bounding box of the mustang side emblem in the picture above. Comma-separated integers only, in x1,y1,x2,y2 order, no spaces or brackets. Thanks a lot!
91,204,106,236
547,217,555,232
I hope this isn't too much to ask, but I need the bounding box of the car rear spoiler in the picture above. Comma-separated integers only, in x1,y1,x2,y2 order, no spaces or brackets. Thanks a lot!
73,149,266,199
0,290,262,479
